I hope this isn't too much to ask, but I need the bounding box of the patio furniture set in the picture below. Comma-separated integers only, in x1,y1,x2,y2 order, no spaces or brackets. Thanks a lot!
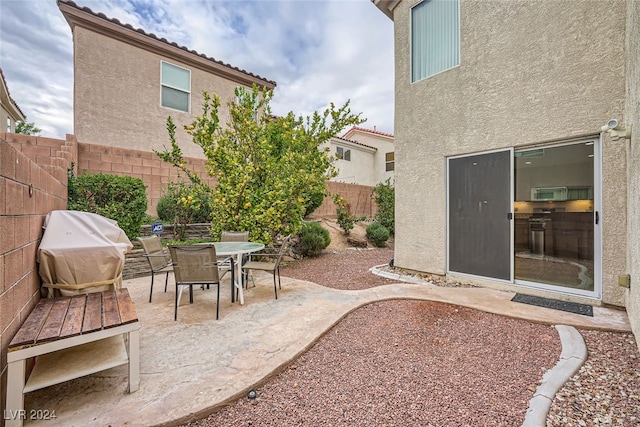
138,232,290,320
5,210,287,426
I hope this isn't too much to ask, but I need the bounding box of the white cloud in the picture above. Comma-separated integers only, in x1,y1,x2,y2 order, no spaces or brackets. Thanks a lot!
0,0,394,139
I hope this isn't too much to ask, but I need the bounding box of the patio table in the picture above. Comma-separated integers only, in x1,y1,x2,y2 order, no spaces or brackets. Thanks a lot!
209,241,265,305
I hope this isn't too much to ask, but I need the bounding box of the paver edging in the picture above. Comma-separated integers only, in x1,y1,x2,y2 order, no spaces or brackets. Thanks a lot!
522,325,587,427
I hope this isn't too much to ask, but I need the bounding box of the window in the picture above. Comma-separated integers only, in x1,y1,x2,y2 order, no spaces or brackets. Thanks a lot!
161,61,190,112
411,0,460,82
385,152,395,171
336,146,351,161
7,117,11,132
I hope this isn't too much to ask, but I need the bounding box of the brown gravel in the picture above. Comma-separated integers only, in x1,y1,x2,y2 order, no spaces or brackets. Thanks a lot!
546,330,640,426
181,247,639,427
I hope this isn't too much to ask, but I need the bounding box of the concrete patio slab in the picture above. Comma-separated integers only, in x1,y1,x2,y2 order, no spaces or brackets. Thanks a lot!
20,274,630,426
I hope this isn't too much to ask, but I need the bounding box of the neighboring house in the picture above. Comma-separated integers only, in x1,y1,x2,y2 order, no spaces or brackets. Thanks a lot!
327,126,394,186
58,0,276,160
0,67,26,133
373,0,640,341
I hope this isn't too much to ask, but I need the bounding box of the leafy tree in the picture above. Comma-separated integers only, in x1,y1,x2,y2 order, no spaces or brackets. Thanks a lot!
156,85,364,244
15,120,41,135
372,178,395,234
333,194,355,234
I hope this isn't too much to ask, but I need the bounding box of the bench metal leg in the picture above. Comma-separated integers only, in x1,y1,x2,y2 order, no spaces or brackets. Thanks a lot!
127,330,140,393
5,359,26,427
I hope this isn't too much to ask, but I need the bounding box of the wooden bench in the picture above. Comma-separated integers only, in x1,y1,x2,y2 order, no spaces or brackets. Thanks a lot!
4,289,140,427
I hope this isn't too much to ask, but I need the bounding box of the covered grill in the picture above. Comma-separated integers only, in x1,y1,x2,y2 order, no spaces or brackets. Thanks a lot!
37,210,133,296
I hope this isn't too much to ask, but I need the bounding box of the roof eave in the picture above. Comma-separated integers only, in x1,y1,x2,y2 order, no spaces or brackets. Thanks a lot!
58,0,276,89
0,69,26,121
371,0,400,20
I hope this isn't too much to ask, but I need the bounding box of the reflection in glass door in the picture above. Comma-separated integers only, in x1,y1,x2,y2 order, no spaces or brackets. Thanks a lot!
514,142,596,292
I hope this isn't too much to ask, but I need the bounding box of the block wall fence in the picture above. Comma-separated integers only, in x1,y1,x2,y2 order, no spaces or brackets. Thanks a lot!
0,134,71,422
0,131,378,418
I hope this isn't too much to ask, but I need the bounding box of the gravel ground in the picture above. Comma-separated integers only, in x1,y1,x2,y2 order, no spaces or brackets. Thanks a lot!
182,248,639,427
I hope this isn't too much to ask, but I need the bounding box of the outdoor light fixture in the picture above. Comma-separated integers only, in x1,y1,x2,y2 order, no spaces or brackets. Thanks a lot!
601,118,632,141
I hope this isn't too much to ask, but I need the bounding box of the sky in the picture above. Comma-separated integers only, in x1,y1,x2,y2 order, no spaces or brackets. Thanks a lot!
0,0,394,140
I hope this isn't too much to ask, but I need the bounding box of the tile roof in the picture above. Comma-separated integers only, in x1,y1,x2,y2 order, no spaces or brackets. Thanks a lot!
342,126,394,139
58,0,276,87
332,136,377,150
0,67,26,120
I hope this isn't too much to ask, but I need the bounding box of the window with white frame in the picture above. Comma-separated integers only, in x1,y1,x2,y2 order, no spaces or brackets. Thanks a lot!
7,117,11,132
336,146,351,161
385,152,395,171
161,61,190,112
411,0,460,82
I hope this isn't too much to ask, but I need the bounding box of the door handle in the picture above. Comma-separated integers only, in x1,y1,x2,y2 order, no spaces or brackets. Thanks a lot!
507,212,513,220
595,211,599,225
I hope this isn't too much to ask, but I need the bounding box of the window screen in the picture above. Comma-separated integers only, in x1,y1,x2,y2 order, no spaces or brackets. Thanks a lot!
161,61,190,112
385,152,395,171
411,0,460,82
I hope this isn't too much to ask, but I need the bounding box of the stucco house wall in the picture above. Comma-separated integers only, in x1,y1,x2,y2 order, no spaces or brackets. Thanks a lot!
342,127,395,185
625,0,640,347
379,0,629,307
59,0,275,161
326,137,377,186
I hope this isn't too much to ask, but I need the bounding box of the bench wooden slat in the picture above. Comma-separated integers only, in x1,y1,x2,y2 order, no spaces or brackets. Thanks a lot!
9,299,55,349
59,295,88,338
116,288,138,324
82,292,103,333
37,298,71,343
102,290,121,328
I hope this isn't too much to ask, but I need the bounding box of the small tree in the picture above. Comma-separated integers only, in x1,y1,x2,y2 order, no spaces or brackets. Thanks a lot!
15,120,41,135
333,194,355,234
372,178,395,234
156,85,364,244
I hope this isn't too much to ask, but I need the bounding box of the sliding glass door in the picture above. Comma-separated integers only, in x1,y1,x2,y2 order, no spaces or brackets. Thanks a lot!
514,141,597,294
447,140,600,298
448,150,512,281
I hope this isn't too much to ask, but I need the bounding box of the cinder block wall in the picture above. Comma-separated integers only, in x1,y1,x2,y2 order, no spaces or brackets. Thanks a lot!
76,143,214,215
0,135,70,422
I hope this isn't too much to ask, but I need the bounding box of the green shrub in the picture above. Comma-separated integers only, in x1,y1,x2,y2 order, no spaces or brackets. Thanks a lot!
303,190,325,218
372,178,395,234
299,221,331,257
67,171,147,240
157,182,213,224
366,222,390,247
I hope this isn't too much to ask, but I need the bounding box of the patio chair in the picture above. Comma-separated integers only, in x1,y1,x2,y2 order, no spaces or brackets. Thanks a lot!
242,236,290,300
221,231,249,242
221,230,250,286
169,245,234,321
137,235,173,303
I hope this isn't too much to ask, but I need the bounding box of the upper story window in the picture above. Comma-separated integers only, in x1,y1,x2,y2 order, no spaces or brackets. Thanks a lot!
385,152,395,171
161,61,190,112
7,117,11,132
336,146,351,161
411,0,460,82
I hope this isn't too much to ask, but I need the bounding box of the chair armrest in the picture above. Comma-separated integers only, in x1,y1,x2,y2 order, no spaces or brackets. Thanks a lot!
215,255,234,266
143,253,170,259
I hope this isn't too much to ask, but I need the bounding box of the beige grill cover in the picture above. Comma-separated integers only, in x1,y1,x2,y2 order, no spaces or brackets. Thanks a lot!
38,210,133,294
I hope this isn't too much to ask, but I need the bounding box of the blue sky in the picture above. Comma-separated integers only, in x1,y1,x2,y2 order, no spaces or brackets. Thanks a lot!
0,0,394,139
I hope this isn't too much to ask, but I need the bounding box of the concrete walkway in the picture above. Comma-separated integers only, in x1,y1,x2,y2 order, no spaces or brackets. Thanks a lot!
22,273,630,426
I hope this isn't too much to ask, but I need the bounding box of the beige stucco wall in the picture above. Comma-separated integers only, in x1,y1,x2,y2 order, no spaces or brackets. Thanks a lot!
392,0,628,305
347,132,395,185
73,26,244,160
326,138,377,186
625,0,640,345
